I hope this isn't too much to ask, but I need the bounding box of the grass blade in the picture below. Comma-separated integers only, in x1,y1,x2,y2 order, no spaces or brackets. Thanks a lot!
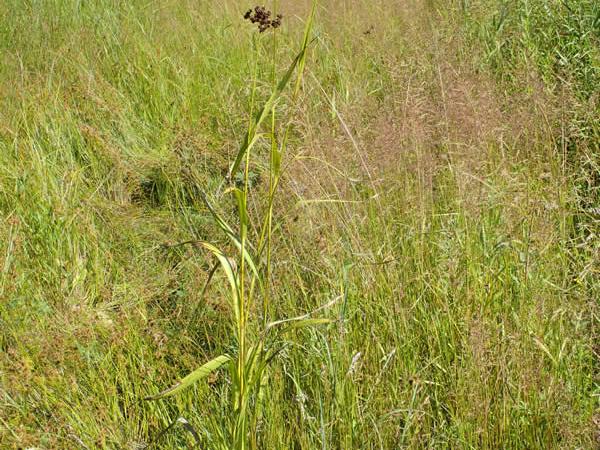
145,355,231,400
202,194,261,283
271,318,333,334
228,46,310,179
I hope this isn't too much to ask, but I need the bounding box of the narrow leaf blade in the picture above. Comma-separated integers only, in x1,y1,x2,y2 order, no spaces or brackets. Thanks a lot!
145,355,231,400
228,49,306,178
269,318,334,334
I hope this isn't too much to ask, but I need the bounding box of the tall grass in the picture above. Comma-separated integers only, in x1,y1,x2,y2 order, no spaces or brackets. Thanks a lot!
459,0,599,235
144,3,327,448
0,1,597,448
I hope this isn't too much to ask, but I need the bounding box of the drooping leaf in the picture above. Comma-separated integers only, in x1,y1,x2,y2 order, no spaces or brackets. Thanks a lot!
201,194,261,283
266,295,342,333
197,241,241,322
145,355,231,400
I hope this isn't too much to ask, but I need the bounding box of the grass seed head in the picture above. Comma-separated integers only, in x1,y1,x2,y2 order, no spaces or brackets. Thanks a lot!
244,6,282,32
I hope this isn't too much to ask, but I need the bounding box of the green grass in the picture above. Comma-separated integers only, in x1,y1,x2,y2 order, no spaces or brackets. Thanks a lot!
0,0,597,448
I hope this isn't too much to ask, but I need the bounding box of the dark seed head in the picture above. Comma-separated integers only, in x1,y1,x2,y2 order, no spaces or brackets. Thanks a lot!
243,5,283,32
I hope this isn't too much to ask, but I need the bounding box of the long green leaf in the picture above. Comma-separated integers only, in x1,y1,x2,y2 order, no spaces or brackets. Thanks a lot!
198,241,241,322
266,295,342,333
145,355,231,400
202,194,261,283
228,48,308,179
232,187,249,240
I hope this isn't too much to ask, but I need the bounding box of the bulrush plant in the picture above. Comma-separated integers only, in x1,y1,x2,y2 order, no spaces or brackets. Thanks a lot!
244,5,283,32
145,3,328,449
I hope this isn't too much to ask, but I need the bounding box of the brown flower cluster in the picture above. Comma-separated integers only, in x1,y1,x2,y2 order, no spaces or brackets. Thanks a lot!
243,6,282,33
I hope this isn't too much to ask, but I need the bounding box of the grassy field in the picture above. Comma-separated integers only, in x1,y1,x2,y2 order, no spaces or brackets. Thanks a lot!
0,0,598,448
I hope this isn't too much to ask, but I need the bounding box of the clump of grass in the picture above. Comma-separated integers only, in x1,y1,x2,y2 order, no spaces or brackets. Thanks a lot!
459,0,599,239
145,3,326,448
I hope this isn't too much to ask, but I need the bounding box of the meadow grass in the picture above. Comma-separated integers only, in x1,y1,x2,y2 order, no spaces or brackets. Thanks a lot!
0,0,597,448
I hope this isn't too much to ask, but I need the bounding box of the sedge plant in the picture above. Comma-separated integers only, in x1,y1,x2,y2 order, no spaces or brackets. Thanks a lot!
145,3,331,448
